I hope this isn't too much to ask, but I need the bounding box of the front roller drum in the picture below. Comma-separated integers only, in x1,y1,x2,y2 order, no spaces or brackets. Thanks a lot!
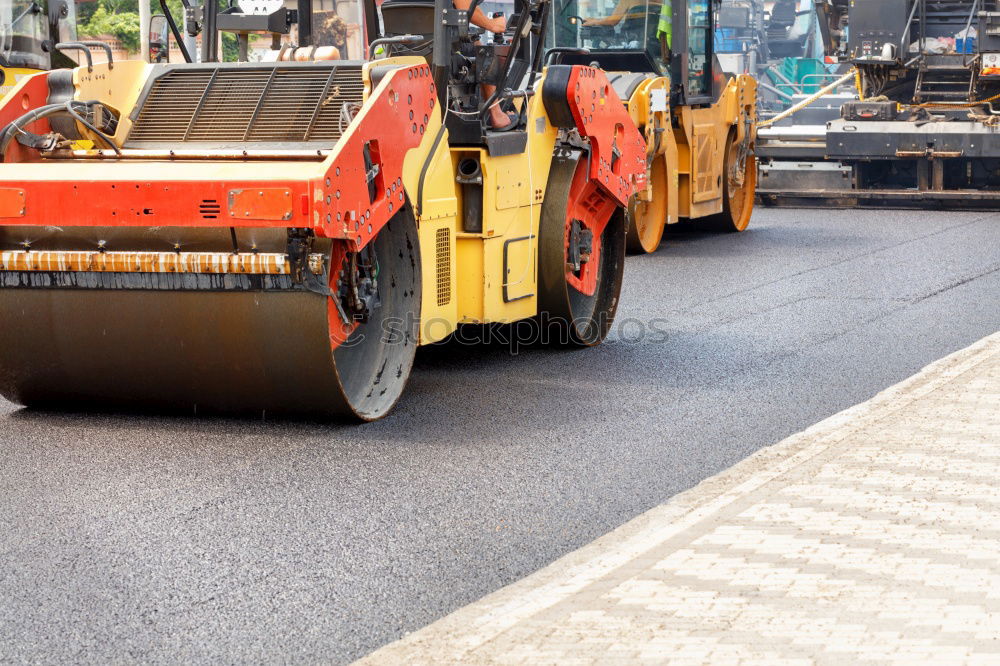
0,211,421,421
705,132,757,233
626,158,668,255
538,150,626,347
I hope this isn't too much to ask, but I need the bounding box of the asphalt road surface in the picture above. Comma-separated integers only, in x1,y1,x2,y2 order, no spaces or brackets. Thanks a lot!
2,207,998,663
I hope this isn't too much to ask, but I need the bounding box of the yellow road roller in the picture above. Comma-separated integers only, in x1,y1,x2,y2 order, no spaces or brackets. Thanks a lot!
548,0,758,254
0,0,648,420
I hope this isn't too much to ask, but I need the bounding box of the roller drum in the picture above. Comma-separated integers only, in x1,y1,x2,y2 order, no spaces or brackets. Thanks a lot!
0,214,421,421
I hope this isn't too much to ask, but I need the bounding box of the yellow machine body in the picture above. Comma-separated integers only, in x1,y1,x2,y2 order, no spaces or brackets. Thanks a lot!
639,74,757,221
622,72,759,254
0,66,41,100
405,76,561,335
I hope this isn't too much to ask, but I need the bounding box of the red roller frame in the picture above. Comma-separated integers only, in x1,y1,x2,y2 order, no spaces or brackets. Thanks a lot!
556,65,647,297
563,66,647,206
0,72,52,164
0,63,438,254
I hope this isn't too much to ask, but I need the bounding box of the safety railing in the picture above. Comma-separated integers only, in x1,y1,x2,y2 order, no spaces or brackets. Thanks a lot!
962,0,980,67
899,0,981,64
765,69,846,97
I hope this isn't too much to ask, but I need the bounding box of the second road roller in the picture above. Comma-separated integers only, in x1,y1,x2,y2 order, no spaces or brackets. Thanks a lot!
547,0,759,254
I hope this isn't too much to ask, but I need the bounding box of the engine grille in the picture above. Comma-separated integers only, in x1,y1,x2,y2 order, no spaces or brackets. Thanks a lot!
126,64,366,148
435,226,451,307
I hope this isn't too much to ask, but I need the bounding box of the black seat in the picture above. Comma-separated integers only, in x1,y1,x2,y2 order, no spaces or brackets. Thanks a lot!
380,0,436,38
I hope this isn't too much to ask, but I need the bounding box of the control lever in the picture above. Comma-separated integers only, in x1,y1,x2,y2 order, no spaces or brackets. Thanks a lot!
492,12,505,44
502,89,534,100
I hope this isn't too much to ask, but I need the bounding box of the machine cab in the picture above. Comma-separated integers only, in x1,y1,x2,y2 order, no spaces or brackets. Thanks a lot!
548,0,669,73
0,0,77,72
547,0,720,105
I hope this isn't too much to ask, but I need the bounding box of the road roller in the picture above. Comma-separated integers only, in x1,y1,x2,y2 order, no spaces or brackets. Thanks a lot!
0,0,647,419
549,0,758,254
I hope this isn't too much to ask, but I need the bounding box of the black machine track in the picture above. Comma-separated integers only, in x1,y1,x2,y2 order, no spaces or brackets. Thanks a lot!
758,189,1000,211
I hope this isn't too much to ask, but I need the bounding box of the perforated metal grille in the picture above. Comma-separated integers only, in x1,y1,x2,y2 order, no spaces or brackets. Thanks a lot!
127,65,365,146
435,227,451,307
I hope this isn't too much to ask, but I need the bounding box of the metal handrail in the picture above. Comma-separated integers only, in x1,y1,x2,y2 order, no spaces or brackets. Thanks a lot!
801,73,844,86
55,42,93,72
962,0,980,67
768,72,844,96
900,0,922,60
919,0,927,56
77,41,114,69
367,34,424,59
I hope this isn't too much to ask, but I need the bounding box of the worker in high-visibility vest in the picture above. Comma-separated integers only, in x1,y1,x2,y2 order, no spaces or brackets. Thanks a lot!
657,0,672,61
581,0,672,62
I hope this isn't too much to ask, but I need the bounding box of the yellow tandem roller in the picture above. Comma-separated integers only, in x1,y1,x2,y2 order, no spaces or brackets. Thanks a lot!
545,0,759,256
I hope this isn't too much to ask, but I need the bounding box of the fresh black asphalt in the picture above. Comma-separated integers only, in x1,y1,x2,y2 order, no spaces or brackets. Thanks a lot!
1,207,998,663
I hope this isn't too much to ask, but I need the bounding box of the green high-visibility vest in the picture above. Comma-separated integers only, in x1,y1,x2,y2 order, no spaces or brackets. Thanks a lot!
657,0,672,48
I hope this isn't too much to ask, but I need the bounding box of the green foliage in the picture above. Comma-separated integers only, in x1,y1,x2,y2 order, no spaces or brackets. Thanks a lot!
78,0,187,54
221,33,240,62
79,3,141,52
77,1,99,25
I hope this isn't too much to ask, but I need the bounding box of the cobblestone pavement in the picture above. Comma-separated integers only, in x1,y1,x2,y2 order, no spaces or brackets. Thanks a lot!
361,332,1000,665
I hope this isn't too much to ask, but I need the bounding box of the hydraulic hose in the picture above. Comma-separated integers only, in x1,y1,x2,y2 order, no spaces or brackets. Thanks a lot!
0,101,121,158
0,103,68,155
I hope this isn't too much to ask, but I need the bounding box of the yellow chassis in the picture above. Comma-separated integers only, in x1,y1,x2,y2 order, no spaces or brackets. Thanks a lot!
0,66,42,101
628,73,759,224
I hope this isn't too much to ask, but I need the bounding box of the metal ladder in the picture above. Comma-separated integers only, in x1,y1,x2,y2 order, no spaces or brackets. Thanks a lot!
914,59,978,102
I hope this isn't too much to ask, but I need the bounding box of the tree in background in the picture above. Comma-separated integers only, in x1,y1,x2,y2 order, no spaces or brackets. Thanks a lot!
79,0,206,57
314,10,348,55
78,2,142,51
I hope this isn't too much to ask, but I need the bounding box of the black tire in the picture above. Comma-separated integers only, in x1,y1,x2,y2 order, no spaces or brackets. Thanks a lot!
537,150,626,347
703,131,757,233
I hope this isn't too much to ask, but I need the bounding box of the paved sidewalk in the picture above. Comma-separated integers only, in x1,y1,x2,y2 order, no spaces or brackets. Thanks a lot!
361,332,1000,665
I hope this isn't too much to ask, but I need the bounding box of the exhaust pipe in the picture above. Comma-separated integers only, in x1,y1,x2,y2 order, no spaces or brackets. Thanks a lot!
456,158,484,233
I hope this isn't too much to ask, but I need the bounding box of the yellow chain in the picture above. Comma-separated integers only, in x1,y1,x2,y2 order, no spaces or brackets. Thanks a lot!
915,90,1000,109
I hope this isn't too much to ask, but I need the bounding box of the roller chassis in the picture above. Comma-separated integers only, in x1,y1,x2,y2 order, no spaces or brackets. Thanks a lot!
618,71,759,252
0,13,647,419
551,0,760,254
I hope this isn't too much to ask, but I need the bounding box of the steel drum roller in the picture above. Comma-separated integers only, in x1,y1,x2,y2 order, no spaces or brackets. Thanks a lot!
0,214,421,420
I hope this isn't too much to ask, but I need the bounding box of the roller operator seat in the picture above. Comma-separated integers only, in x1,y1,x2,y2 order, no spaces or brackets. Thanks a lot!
379,0,436,57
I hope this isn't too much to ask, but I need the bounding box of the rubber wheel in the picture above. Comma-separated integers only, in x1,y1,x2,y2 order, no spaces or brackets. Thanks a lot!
538,150,626,347
626,157,667,255
705,132,756,233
